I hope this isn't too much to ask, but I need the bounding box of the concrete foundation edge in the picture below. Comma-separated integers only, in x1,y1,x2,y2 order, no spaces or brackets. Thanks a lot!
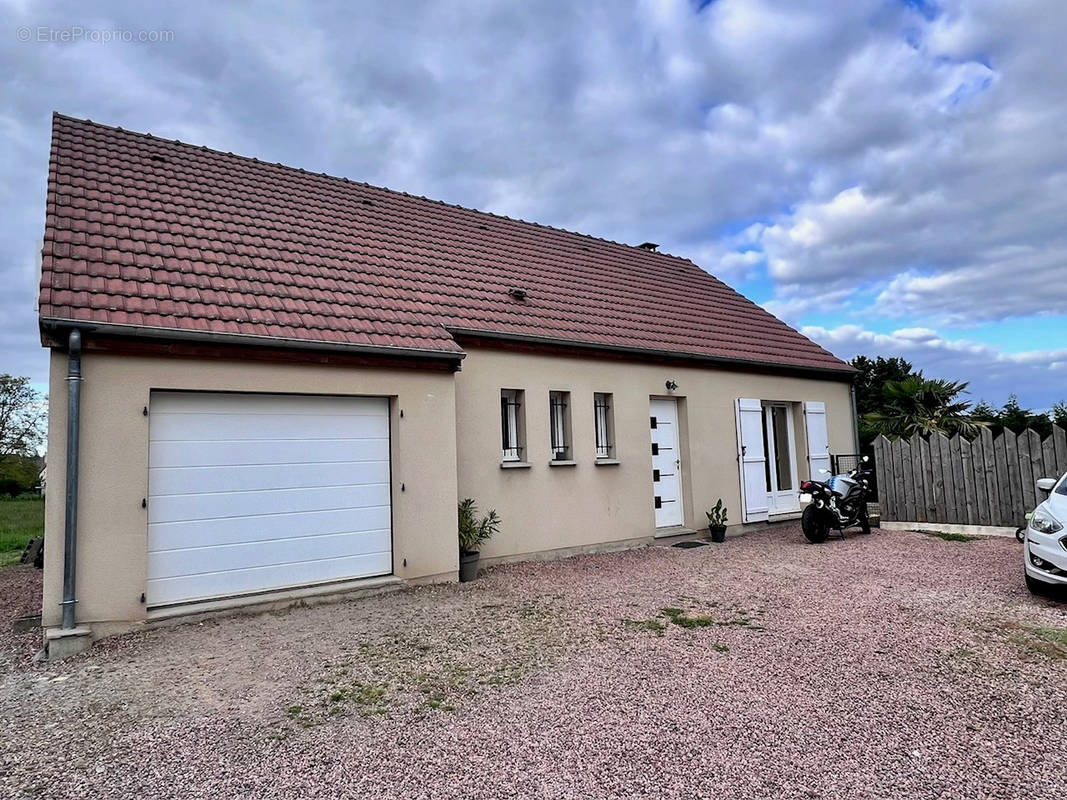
43,572,460,655
881,520,1018,537
44,626,92,660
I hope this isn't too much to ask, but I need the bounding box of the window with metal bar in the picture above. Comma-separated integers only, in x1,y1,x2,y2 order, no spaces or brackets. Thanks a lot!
594,392,614,458
549,390,571,460
500,389,524,461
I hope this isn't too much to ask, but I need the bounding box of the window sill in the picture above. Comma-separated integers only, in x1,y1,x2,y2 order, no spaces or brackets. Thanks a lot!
500,461,532,469
549,459,577,467
594,458,620,466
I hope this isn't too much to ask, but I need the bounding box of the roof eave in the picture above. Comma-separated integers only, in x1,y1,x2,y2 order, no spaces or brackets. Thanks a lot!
39,318,467,362
447,327,855,379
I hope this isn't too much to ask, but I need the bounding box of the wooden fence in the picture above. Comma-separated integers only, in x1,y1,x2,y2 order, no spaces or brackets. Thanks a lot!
873,427,1067,527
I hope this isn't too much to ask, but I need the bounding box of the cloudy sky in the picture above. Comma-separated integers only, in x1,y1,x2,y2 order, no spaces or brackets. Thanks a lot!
2,0,1065,408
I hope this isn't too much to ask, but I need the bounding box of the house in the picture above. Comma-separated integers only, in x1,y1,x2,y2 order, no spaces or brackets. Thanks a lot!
37,114,855,655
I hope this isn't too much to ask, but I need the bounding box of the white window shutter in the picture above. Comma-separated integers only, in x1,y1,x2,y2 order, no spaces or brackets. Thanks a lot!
804,401,831,479
735,398,769,522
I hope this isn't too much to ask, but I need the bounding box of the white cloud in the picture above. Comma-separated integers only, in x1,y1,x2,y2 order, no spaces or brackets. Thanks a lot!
803,324,1067,408
759,288,855,325
753,1,1067,323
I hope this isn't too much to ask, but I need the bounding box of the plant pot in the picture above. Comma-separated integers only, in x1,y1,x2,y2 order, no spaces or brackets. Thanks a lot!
709,525,727,543
459,550,480,582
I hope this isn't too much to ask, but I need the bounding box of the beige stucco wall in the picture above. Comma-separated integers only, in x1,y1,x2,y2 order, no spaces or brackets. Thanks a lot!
43,341,852,631
454,347,855,560
43,350,459,629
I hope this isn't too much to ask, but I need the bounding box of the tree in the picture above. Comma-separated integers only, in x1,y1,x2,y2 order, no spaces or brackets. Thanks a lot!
851,356,917,443
971,400,999,426
0,376,46,490
1053,401,1067,429
863,376,984,439
0,455,41,492
971,395,1057,437
850,355,915,417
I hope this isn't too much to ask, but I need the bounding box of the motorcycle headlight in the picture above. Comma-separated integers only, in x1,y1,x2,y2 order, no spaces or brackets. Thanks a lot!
1029,508,1064,535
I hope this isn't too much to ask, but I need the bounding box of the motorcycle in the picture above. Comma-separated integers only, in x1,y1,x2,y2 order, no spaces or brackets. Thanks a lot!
799,456,874,543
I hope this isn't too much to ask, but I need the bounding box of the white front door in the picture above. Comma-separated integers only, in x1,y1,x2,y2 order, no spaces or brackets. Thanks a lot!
763,403,799,514
650,398,683,528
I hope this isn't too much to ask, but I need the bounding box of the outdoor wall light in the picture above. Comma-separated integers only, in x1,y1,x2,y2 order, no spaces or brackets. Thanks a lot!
665,380,678,392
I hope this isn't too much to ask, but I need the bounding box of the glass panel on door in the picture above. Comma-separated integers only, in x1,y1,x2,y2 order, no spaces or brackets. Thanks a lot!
762,403,798,513
771,405,792,492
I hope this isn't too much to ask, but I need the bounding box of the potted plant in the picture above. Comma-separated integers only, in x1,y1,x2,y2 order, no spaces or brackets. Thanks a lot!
458,498,501,582
706,499,728,543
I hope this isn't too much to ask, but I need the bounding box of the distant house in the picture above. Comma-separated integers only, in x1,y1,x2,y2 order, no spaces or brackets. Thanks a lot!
38,114,855,644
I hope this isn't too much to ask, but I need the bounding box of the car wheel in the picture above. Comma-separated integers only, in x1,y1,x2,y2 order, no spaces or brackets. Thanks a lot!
1026,572,1053,596
1015,526,1026,543
802,505,829,544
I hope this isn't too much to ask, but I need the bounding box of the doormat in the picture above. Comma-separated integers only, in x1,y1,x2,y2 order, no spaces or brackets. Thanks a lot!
672,540,708,549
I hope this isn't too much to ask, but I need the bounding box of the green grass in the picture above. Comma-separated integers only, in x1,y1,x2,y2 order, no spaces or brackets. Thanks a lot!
327,681,390,716
624,605,766,635
660,607,717,629
1007,626,1067,661
0,498,44,566
1033,627,1067,648
915,529,981,543
623,618,667,634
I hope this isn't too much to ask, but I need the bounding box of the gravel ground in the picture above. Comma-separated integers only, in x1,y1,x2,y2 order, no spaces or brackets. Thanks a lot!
2,526,1066,799
0,565,43,673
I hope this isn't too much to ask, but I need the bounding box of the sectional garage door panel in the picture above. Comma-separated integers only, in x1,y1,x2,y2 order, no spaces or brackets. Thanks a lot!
148,528,392,581
149,482,390,526
151,408,388,442
150,437,389,469
149,460,390,496
146,392,392,607
147,553,392,609
148,506,393,552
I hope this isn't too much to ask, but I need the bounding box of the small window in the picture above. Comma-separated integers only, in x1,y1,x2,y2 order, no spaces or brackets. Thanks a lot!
501,389,525,462
594,392,615,459
549,390,572,460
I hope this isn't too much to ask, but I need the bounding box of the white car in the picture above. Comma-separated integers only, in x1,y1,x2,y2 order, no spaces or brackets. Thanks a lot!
1024,473,1067,595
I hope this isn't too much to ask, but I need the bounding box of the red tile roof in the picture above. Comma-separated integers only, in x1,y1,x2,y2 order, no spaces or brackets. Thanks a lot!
39,114,850,373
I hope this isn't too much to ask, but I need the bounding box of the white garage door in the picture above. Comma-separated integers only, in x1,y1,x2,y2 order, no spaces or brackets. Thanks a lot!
147,392,392,606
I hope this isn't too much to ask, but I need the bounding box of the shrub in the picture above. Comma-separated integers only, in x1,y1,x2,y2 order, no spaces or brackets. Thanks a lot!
458,498,501,554
705,498,728,528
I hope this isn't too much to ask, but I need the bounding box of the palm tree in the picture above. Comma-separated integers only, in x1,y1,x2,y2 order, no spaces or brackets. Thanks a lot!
863,376,985,439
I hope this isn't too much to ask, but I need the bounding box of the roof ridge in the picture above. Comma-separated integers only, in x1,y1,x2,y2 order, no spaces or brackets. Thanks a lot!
52,112,697,268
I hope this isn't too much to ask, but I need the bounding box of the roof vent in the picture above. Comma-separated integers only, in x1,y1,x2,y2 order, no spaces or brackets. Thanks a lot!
508,287,528,300
150,154,167,163
361,199,375,206
638,242,659,252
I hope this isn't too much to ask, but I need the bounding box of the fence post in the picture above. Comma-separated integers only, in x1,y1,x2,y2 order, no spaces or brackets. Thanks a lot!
873,436,887,509
978,428,997,526
1053,425,1067,472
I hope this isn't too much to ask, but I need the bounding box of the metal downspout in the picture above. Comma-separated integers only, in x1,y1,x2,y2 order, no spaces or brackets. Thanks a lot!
61,329,83,630
849,380,860,454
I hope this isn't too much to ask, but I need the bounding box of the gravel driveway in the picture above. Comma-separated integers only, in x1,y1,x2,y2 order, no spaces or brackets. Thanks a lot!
2,526,1066,799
